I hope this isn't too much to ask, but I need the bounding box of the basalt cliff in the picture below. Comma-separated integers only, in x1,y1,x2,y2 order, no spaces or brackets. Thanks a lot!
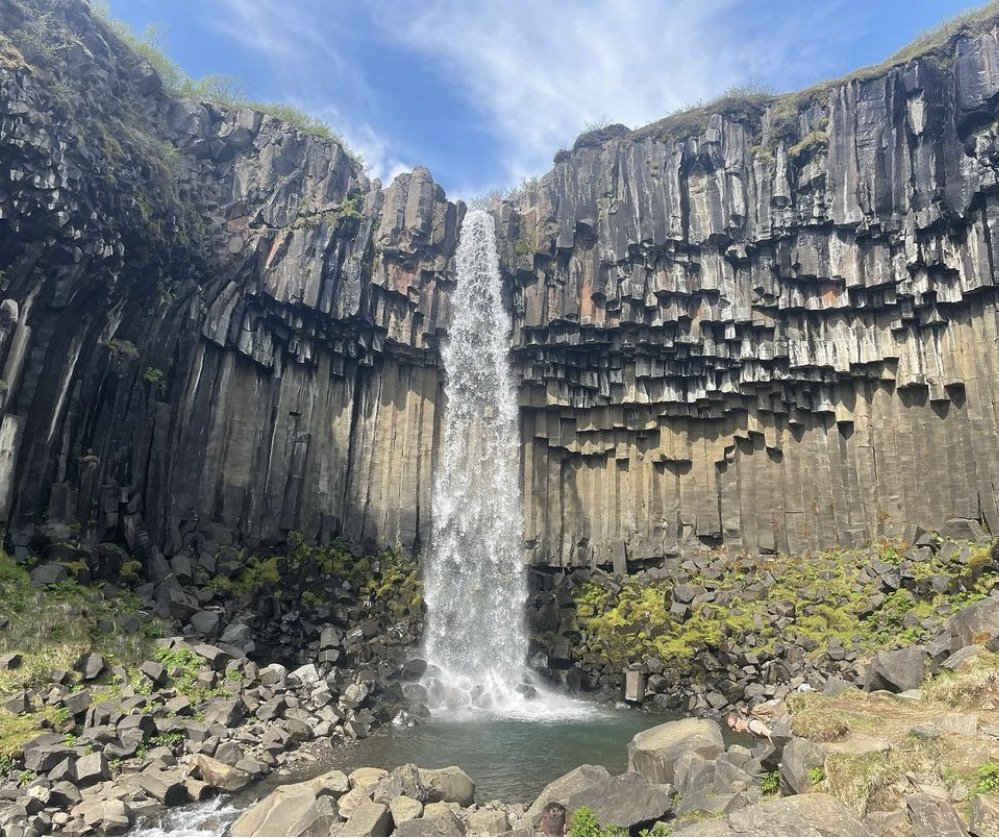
3,0,999,572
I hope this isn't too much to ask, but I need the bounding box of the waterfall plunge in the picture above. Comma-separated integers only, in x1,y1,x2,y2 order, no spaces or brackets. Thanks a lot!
422,209,533,714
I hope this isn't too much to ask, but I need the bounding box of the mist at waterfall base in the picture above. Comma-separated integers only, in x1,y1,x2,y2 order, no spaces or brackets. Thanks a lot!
420,209,590,719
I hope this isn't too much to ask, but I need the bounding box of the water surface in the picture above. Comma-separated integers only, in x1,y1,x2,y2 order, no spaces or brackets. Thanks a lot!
329,707,679,803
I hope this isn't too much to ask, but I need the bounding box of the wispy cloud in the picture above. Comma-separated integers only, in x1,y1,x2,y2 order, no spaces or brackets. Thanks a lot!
367,0,856,185
183,0,860,194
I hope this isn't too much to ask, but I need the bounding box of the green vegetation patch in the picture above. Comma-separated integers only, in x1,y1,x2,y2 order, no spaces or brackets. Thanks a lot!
0,552,165,696
574,539,999,672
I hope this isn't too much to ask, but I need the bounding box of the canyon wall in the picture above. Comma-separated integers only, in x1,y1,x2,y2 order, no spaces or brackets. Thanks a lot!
500,28,999,566
2,0,999,570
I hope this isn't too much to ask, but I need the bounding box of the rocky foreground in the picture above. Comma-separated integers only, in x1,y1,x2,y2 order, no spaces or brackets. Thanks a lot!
4,580,999,836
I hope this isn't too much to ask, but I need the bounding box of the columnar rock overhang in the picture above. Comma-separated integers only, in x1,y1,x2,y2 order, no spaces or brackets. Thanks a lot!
1,0,999,570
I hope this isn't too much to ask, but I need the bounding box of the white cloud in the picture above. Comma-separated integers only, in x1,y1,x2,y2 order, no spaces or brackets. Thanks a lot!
189,0,861,194
366,0,856,185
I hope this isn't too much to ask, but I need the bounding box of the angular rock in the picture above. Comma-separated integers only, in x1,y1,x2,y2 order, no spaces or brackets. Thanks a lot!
339,799,393,837
420,765,475,806
192,753,252,792
676,793,866,836
970,794,999,837
865,646,929,693
525,764,612,828
287,795,340,836
566,771,675,832
628,719,725,785
905,793,967,837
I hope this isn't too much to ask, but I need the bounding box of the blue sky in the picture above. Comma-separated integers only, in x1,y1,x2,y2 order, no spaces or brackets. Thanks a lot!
106,0,985,199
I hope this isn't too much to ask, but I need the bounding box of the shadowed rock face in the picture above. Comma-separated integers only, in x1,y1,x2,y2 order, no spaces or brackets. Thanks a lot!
2,0,999,569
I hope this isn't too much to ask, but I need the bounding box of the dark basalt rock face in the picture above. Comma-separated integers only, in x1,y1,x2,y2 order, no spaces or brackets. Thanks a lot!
2,0,999,572
0,0,454,563
498,25,999,567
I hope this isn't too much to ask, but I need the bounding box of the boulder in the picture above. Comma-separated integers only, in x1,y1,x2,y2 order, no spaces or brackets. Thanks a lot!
628,718,725,785
779,737,827,796
339,799,393,837
675,793,866,836
625,671,646,702
421,765,475,806
74,752,109,787
466,809,509,836
220,621,255,653
76,652,105,680
389,795,423,824
136,769,188,805
948,596,999,649
864,647,929,693
970,794,999,837
370,764,429,804
863,809,913,836
287,796,340,836
190,610,221,637
230,788,319,837
905,793,967,837
396,810,465,836
525,764,612,828
192,753,252,792
565,771,675,832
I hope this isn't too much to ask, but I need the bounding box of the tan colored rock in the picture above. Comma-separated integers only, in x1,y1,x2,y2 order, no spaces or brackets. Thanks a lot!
389,795,423,824
628,719,725,785
338,799,392,837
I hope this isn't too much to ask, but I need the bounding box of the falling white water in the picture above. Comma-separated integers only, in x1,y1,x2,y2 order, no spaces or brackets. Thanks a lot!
422,210,596,720
422,209,529,713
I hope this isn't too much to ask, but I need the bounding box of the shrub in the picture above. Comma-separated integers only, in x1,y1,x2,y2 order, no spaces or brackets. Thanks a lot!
974,761,999,794
760,769,780,796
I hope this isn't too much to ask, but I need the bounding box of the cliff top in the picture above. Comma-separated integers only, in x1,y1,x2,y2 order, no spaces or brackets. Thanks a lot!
569,1,999,152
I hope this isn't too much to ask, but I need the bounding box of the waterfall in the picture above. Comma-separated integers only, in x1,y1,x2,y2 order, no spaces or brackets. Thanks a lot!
422,209,532,713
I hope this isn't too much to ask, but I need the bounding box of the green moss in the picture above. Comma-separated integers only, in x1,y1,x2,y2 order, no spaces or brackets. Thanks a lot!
574,538,999,673
107,339,138,360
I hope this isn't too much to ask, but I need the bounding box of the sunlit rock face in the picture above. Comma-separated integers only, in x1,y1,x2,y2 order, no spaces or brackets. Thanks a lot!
3,0,999,572
496,27,999,567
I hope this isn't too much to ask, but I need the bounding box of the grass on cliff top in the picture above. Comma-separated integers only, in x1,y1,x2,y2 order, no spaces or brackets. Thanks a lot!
86,1,364,165
574,539,997,671
630,2,999,146
0,551,163,697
